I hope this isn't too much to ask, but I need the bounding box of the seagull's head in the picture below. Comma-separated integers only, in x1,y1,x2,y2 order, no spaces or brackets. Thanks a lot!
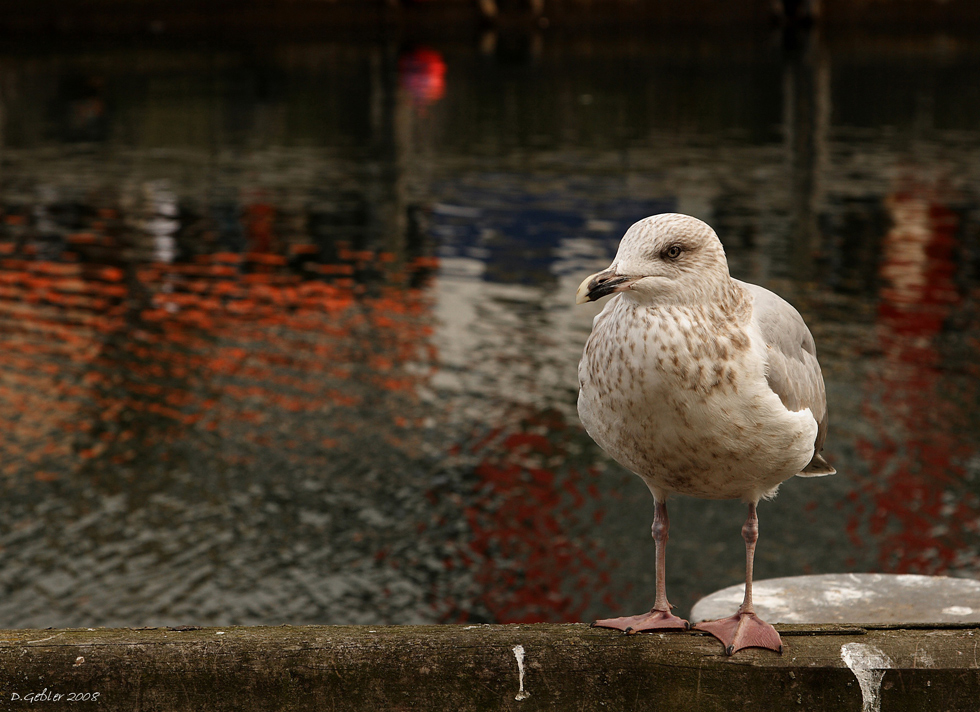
575,213,731,307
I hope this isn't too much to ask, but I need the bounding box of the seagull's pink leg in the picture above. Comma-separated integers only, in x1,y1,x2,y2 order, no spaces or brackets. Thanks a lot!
694,502,782,655
592,499,689,633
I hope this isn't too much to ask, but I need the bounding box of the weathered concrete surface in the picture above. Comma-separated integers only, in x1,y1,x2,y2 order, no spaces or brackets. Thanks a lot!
1,623,980,710
692,574,980,625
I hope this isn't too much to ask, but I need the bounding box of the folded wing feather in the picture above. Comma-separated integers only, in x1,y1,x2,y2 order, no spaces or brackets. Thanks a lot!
736,280,836,477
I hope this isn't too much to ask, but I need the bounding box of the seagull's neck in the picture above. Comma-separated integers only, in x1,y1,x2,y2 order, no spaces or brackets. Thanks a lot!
624,275,746,314
719,278,749,314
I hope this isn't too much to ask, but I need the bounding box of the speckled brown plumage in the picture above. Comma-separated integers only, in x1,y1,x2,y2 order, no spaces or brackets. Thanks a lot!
577,216,832,503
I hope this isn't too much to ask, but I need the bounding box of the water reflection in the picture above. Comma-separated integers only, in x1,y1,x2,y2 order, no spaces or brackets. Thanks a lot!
399,47,447,110
0,28,979,627
852,183,980,574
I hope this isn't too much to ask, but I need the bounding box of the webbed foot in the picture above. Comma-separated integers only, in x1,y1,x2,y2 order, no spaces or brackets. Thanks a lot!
592,608,690,634
693,611,782,655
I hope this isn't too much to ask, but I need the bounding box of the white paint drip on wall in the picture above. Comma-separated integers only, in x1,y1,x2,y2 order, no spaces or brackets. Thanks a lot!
513,644,530,701
841,643,893,712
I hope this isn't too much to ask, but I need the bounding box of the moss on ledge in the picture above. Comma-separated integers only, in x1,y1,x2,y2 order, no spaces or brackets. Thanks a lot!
1,623,979,710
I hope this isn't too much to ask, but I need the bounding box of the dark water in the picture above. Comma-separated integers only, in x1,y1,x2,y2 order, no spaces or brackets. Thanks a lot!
1,28,979,628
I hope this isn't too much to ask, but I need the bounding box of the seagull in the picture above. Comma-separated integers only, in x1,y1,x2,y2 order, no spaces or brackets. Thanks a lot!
575,213,834,655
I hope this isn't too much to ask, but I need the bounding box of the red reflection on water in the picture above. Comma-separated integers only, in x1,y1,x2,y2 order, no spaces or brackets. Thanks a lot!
0,207,438,485
398,48,447,109
245,201,278,256
434,409,618,624
853,184,980,574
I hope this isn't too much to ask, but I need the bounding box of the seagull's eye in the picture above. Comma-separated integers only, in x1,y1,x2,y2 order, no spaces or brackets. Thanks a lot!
664,245,683,260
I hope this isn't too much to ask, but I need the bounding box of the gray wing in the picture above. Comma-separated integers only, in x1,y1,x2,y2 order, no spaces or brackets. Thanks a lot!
736,280,835,476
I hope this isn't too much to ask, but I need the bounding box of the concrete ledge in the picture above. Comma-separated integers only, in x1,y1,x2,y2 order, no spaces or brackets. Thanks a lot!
1,623,979,710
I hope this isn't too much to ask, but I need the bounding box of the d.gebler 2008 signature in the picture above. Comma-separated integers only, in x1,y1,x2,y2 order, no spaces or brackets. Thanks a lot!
9,688,101,703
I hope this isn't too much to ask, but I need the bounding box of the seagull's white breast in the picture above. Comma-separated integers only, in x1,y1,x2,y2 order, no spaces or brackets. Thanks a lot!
577,294,817,501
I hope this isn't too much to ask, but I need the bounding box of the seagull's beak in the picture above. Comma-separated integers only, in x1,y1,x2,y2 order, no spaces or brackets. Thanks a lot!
575,269,638,304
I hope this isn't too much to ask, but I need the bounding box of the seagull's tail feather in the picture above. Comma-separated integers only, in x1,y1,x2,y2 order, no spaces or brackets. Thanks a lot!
797,453,836,477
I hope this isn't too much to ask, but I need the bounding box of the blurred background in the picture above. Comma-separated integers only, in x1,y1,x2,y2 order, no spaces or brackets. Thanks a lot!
0,0,978,628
